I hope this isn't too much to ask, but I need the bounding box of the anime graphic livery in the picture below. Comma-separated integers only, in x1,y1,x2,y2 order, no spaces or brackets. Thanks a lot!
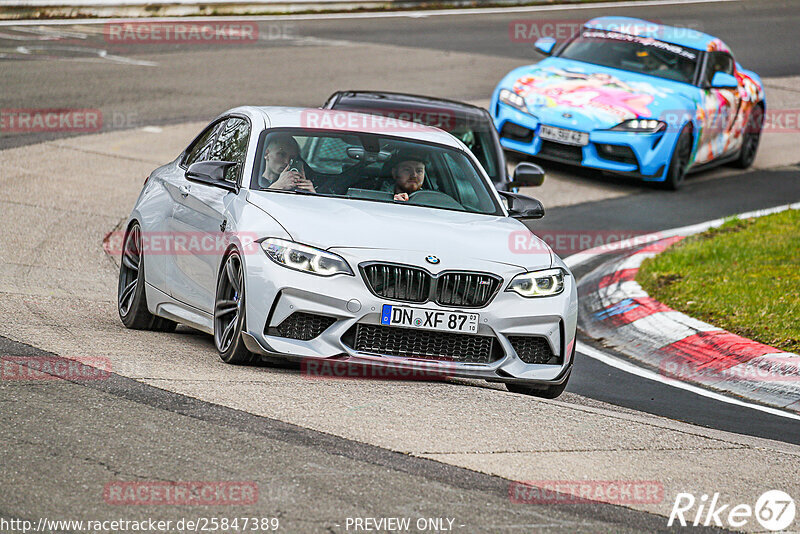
492,17,765,189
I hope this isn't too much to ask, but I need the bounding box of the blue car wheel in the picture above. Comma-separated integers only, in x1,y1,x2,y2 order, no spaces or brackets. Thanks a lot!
664,125,693,190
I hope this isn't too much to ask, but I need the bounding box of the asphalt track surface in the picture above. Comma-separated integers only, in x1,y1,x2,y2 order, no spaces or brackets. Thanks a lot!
1,0,800,531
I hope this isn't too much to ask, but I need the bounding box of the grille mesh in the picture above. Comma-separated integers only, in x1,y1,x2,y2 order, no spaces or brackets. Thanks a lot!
275,312,336,341
354,324,496,364
436,272,500,307
362,264,430,303
508,336,559,365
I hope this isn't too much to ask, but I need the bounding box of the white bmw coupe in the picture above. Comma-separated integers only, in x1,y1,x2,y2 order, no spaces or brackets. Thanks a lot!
118,106,577,397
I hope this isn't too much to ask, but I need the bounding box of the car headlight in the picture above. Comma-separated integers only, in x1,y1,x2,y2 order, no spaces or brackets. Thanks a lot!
506,268,566,297
260,238,353,277
499,89,530,113
611,119,666,133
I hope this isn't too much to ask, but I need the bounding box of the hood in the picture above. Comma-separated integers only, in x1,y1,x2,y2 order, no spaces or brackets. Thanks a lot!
502,57,696,130
246,191,552,272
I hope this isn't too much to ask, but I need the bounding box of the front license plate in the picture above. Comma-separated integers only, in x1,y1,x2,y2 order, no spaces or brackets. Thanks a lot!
539,124,589,146
381,304,479,334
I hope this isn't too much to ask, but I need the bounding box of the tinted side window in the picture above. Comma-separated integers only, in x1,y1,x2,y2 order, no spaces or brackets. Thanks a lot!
183,121,223,166
209,118,251,182
704,52,735,86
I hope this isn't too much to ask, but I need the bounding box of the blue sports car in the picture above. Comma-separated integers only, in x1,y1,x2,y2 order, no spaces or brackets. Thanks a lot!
491,17,765,189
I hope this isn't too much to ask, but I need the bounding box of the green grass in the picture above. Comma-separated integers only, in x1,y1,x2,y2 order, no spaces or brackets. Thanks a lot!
637,209,800,353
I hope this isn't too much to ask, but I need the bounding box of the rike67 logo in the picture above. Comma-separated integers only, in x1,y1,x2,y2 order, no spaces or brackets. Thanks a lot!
668,490,795,531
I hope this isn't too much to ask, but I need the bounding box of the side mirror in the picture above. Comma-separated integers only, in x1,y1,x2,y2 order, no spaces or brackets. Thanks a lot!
710,71,738,90
185,160,238,191
510,162,545,188
498,191,545,220
534,37,556,56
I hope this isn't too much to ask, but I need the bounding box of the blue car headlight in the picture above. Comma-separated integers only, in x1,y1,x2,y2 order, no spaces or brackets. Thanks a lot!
506,268,566,298
611,119,666,133
261,238,353,277
499,89,530,114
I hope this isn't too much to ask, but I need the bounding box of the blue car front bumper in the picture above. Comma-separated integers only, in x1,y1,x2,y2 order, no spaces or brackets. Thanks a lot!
493,101,678,181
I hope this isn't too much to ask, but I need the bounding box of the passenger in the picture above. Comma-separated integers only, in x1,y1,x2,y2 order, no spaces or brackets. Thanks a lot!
383,150,428,201
262,134,316,193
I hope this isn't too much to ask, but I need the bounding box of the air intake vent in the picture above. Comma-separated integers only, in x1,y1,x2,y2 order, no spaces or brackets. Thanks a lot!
508,336,560,365
273,312,336,341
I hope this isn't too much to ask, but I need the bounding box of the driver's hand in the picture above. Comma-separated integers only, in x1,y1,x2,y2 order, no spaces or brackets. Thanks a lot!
270,164,306,191
294,178,316,193
393,192,409,202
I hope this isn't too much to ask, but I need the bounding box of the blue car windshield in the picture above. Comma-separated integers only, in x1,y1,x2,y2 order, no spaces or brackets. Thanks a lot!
559,30,700,84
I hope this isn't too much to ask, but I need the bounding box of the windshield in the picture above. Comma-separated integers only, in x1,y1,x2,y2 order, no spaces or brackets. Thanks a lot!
559,30,699,84
251,129,502,216
451,126,500,180
330,103,500,180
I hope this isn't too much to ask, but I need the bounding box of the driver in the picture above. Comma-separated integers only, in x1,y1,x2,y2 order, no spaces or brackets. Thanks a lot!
383,150,427,201
262,134,316,193
637,49,667,73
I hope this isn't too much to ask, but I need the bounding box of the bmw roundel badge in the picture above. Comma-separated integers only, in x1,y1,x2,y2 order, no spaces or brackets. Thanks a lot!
425,255,440,265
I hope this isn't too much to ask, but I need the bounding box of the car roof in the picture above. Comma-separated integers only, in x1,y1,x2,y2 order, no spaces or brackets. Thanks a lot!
328,91,491,121
229,106,465,148
583,16,728,53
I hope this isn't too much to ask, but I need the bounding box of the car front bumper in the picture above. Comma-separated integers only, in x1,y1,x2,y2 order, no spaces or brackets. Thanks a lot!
492,100,681,182
241,249,578,386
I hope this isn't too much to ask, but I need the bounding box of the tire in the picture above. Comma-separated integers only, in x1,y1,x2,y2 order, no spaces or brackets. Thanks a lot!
662,125,693,191
732,104,764,169
214,250,258,365
118,223,177,332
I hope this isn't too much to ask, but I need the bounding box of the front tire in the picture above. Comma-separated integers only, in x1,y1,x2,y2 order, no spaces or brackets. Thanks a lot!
214,251,258,364
732,104,764,169
662,125,693,191
118,223,177,332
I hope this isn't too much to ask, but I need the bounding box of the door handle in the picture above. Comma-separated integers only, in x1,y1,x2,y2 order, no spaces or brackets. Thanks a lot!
179,185,191,197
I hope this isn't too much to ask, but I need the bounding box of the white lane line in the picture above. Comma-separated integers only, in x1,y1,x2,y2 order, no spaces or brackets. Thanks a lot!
0,0,741,26
13,25,88,38
577,341,800,421
6,44,158,65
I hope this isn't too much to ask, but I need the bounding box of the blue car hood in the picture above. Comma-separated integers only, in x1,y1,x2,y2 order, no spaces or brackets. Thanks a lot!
501,57,697,130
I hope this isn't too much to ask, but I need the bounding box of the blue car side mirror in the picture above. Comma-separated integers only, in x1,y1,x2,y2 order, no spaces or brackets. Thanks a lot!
710,71,738,89
534,37,556,56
